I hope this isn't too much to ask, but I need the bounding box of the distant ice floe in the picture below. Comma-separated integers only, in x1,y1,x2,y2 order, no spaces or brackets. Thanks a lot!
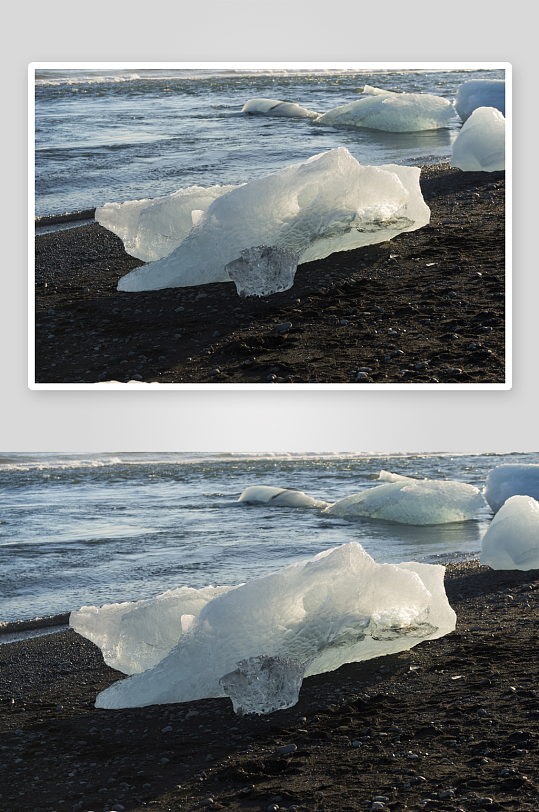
324,477,486,525
102,147,429,293
238,485,329,508
77,542,455,710
480,496,539,571
316,89,454,132
483,464,539,513
455,79,505,122
242,98,318,118
451,107,505,172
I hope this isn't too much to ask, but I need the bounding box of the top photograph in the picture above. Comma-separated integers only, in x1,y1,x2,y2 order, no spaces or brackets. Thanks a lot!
31,63,509,389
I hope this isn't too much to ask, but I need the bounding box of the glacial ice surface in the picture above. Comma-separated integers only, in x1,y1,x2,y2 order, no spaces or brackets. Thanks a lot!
91,542,455,709
114,147,430,292
324,479,485,524
242,98,318,118
483,464,539,513
378,469,412,483
95,185,239,263
225,245,301,297
451,107,505,172
455,80,505,122
480,495,539,571
219,655,310,716
238,485,329,508
70,585,237,674
316,90,454,132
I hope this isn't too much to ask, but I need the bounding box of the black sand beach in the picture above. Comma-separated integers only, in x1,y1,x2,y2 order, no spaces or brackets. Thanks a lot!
34,164,505,385
2,561,539,812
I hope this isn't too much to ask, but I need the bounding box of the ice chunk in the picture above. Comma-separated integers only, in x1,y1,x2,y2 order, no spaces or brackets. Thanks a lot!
480,495,539,571
378,469,413,483
219,654,310,715
455,80,505,122
115,148,430,292
316,91,454,132
483,464,539,513
324,479,485,524
92,542,455,709
238,485,329,508
95,184,240,262
451,107,505,172
242,98,318,118
70,585,237,674
225,245,301,297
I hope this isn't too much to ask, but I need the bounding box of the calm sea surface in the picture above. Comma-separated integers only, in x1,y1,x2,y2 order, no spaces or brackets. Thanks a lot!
34,66,505,219
0,452,534,624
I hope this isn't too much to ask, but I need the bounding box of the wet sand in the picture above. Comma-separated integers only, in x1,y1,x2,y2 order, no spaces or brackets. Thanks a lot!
34,164,506,385
2,560,539,812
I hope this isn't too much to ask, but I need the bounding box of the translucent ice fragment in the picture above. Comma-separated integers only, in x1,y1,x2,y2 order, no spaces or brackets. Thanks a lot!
483,464,539,513
324,479,485,524
316,91,454,132
95,184,239,262
225,245,301,297
238,485,329,508
70,584,238,674
113,148,430,292
91,542,455,709
451,107,505,172
242,98,318,118
455,79,505,122
219,654,311,715
378,469,413,483
480,495,539,570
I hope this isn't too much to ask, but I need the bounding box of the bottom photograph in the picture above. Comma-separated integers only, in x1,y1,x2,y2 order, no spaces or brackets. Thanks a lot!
1,452,539,812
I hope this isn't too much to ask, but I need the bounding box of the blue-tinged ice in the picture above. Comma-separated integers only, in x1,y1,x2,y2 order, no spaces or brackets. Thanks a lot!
87,542,455,709
455,80,505,122
95,185,239,263
324,479,485,525
238,485,329,508
483,464,539,513
451,107,505,172
480,495,539,571
316,89,454,132
242,98,318,118
111,148,430,293
70,585,237,674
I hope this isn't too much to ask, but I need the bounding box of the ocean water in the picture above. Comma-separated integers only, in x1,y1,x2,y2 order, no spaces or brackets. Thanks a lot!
33,65,505,219
0,451,535,625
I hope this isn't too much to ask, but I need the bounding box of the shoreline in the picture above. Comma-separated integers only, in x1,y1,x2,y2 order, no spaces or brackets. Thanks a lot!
2,560,539,811
34,164,506,385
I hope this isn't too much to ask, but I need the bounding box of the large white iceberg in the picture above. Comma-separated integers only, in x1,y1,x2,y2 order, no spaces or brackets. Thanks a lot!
242,98,318,118
324,479,485,524
96,185,240,263
316,90,454,132
451,107,505,172
455,79,505,122
480,495,539,571
112,147,430,292
238,485,329,508
70,585,237,674
88,542,455,709
483,464,539,513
